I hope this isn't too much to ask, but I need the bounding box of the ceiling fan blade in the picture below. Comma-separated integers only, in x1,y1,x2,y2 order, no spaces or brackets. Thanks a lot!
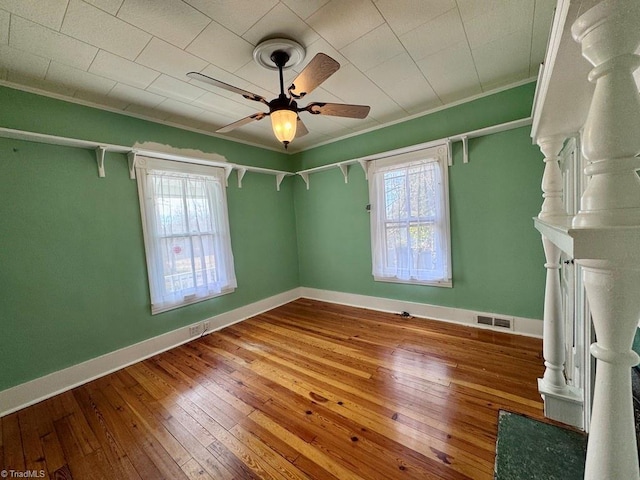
295,117,309,138
288,53,340,99
187,72,268,105
216,112,267,133
304,102,370,119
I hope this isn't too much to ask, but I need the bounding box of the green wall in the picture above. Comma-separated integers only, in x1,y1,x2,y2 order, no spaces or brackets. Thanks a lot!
0,82,544,393
292,82,545,319
0,87,299,391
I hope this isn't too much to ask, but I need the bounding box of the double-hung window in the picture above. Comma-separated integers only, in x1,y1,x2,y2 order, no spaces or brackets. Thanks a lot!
136,156,237,314
368,144,452,286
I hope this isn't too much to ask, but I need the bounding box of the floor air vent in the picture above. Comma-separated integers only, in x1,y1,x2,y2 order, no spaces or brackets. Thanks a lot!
476,315,513,330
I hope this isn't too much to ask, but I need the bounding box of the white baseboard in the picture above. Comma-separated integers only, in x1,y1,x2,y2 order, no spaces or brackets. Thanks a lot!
0,288,302,418
299,287,543,338
0,286,542,418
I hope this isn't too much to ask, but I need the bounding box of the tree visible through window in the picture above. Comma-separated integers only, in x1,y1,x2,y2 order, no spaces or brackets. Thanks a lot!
369,145,451,286
136,156,237,314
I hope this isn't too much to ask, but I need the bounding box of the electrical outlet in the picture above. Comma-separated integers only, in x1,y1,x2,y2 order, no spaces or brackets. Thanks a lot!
189,324,202,337
202,321,211,333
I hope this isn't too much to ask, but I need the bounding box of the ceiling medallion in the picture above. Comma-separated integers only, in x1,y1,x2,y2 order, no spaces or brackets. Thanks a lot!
253,38,306,71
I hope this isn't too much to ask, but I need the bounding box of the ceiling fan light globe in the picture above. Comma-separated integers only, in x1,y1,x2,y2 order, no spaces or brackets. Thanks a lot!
270,109,297,144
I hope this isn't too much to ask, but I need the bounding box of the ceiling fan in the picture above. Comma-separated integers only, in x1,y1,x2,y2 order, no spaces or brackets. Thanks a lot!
187,39,371,149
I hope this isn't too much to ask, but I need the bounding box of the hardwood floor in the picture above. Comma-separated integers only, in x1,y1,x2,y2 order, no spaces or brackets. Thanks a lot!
0,299,544,479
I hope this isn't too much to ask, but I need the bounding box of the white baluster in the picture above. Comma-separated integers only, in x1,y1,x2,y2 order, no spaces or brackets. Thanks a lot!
538,136,566,221
572,1,640,229
570,0,640,478
537,136,570,396
540,236,567,393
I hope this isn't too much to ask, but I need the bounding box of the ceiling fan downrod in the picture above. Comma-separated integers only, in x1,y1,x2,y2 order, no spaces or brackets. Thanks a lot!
269,50,298,149
270,50,290,97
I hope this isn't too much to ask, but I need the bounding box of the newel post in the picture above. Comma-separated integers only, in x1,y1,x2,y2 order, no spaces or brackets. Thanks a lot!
537,136,569,395
571,0,640,478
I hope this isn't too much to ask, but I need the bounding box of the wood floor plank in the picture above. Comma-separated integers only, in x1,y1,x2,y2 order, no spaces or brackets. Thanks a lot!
151,402,236,480
181,457,216,480
2,413,25,472
40,429,68,477
72,386,144,480
1,299,545,479
110,373,192,468
0,417,4,472
76,384,167,480
229,423,311,480
17,408,50,480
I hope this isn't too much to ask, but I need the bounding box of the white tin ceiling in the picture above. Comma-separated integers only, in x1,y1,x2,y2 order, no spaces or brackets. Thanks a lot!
0,0,556,152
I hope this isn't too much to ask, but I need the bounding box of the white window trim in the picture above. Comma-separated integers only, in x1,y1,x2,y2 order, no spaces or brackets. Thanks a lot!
135,156,237,314
368,144,452,288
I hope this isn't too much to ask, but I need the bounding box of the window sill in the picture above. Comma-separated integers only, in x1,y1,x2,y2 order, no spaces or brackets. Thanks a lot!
151,287,235,315
373,276,452,288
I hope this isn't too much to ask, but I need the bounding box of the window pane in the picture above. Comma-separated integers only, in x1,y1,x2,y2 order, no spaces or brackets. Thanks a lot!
408,165,436,219
186,179,214,233
153,177,187,235
409,223,436,272
138,161,237,313
370,149,450,285
384,170,407,220
192,234,218,286
159,236,194,294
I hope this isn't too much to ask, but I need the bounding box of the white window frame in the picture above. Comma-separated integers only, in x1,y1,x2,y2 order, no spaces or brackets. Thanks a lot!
368,144,452,287
135,156,237,314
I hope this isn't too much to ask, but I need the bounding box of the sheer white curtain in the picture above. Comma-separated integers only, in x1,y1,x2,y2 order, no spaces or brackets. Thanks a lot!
136,157,237,314
369,145,451,286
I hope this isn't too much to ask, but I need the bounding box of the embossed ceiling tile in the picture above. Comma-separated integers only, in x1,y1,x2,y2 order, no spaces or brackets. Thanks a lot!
82,0,124,16
0,0,68,30
366,52,440,113
117,0,210,48
400,8,465,62
137,37,207,80
8,71,76,96
186,22,254,73
416,41,482,104
109,83,166,108
74,89,129,110
472,30,532,90
46,62,116,95
183,0,278,35
61,0,151,60
0,44,50,79
89,50,160,89
341,24,404,72
0,9,9,44
10,16,98,70
376,0,455,36
154,98,205,118
461,0,534,48
147,74,207,103
280,0,330,20
242,3,319,49
307,0,384,50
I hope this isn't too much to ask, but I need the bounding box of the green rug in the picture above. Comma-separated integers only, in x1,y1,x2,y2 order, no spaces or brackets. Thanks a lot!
495,411,587,479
